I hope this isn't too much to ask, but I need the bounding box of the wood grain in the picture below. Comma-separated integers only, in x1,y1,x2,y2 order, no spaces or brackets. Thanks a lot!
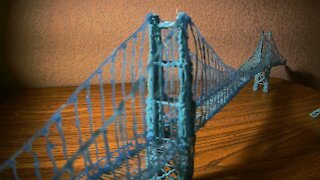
0,78,319,179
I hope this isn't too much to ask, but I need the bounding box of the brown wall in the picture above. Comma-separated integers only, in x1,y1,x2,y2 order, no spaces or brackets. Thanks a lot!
4,0,320,89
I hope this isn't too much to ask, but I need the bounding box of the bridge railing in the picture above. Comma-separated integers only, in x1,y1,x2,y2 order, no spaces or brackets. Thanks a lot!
0,19,157,179
187,23,240,130
188,24,286,131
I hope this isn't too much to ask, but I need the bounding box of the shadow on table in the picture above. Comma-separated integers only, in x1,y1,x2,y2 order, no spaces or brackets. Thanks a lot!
194,78,320,179
285,66,320,91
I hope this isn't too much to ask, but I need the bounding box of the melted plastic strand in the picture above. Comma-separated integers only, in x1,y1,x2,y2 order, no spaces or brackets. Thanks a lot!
31,151,42,180
310,108,320,118
85,84,100,165
110,54,122,161
129,35,143,174
9,160,19,180
44,128,57,173
98,71,117,178
55,113,68,161
73,97,93,174
121,45,131,179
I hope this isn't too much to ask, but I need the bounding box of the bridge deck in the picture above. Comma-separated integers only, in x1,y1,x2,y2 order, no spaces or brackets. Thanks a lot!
195,78,247,131
1,78,320,179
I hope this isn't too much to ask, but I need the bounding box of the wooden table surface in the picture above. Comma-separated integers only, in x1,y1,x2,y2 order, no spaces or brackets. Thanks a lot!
0,78,320,179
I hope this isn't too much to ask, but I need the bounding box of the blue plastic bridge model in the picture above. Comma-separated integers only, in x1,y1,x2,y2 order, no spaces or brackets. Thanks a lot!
0,12,286,179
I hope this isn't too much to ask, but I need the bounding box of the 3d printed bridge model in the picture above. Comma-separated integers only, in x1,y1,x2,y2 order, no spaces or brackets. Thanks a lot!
0,12,286,179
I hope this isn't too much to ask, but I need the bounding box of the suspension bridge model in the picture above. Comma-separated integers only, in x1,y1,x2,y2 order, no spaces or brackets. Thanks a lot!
0,12,286,179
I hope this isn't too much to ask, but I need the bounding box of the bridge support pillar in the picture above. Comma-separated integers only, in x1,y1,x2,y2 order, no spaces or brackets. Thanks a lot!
253,68,270,93
175,12,196,180
253,32,272,93
146,12,196,180
146,13,164,177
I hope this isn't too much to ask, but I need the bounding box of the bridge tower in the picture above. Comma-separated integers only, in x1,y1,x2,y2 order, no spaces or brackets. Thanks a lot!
253,32,272,93
146,13,196,179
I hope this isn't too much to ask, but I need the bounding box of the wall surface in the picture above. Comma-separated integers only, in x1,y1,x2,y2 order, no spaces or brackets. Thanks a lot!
4,0,320,89
0,0,18,101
